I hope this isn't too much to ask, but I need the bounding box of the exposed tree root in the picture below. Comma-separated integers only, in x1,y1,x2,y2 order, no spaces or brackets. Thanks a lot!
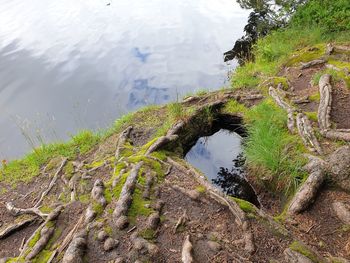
325,43,334,56
34,157,67,208
170,184,200,201
321,130,350,141
288,156,326,214
269,86,295,133
68,174,79,202
57,214,85,256
181,235,194,263
174,210,189,233
316,74,350,141
142,172,154,200
300,59,326,69
318,74,332,131
62,230,88,263
145,135,178,155
26,225,55,260
296,113,323,155
113,162,143,229
146,211,160,230
18,205,63,259
115,126,133,159
0,217,38,239
167,157,255,254
5,202,49,219
131,231,159,257
91,179,107,207
291,96,309,104
333,44,350,53
284,248,313,263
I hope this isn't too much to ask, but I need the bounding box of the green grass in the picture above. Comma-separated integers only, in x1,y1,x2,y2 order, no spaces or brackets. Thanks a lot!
231,0,350,91
0,130,100,185
222,100,247,115
244,100,307,195
195,89,209,96
305,112,318,122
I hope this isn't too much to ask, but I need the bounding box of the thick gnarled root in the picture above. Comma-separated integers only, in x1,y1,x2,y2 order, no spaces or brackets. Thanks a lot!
296,113,323,155
288,156,326,215
19,206,63,259
318,74,332,131
113,162,143,229
62,230,87,263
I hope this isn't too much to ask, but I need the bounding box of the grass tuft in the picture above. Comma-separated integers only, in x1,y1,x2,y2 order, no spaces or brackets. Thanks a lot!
244,100,307,195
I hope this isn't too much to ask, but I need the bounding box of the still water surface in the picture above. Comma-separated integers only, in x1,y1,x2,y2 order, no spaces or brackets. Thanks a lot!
0,0,249,160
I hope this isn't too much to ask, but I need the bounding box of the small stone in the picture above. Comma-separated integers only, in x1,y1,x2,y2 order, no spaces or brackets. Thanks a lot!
144,204,151,208
114,258,124,263
104,238,119,251
188,190,200,200
115,215,129,230
153,200,165,212
97,230,108,242
197,233,204,239
207,241,222,252
85,206,96,224
332,201,350,224
147,212,160,230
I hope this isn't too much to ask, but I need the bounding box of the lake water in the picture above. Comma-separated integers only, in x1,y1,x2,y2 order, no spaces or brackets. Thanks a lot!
0,0,249,160
185,129,259,205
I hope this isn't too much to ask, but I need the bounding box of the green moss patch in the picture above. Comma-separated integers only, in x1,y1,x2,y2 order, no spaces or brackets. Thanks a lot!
305,112,318,122
289,241,321,262
139,228,156,240
128,187,153,222
285,44,326,66
231,197,256,213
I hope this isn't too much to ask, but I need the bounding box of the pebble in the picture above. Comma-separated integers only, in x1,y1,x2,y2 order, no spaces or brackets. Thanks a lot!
97,230,108,242
104,238,119,251
207,241,222,252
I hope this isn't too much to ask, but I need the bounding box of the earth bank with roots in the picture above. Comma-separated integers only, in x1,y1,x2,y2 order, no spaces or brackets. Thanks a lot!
0,43,350,262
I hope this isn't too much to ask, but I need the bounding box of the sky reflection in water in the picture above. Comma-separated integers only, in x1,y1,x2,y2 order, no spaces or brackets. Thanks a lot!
0,0,249,159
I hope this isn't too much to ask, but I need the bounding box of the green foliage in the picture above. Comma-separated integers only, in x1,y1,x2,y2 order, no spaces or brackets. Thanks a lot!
231,0,350,91
291,0,350,33
244,100,307,194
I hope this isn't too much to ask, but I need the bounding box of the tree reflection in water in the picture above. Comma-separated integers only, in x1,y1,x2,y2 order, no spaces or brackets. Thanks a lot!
212,153,260,207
